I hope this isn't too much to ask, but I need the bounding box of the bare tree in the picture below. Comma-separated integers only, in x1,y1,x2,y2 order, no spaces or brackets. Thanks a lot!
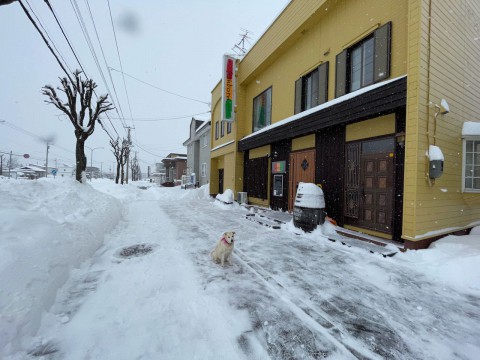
110,137,122,184
42,70,114,183
130,152,141,181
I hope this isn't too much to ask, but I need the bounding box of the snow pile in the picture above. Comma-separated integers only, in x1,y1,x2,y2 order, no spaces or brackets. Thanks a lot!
398,231,480,294
181,183,211,200
294,182,325,208
215,188,234,204
283,218,337,237
0,177,121,356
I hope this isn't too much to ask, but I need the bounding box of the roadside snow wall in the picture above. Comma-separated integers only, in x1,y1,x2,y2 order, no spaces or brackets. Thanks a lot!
0,178,121,356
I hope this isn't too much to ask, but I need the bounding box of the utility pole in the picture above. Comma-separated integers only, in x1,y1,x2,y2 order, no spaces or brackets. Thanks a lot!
0,154,3,176
86,146,103,181
45,142,50,177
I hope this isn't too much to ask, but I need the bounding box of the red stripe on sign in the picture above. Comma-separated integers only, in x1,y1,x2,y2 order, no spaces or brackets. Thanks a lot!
226,59,233,79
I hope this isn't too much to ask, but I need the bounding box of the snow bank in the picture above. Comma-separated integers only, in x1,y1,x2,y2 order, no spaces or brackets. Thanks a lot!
181,183,211,200
0,177,121,356
398,234,480,294
215,188,234,203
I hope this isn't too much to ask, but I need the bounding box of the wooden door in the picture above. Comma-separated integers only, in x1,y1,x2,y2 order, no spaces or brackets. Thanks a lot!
288,149,316,211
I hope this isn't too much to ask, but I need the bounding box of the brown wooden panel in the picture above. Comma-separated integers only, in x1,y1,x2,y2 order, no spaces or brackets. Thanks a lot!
288,149,315,211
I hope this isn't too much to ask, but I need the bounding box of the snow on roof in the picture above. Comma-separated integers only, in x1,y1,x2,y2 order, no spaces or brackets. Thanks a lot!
462,121,480,136
162,156,187,162
195,120,210,133
211,140,235,152
21,165,46,172
193,114,211,122
241,76,407,142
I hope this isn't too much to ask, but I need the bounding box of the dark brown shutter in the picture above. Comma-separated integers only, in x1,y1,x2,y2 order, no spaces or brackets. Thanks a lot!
294,78,302,114
318,62,329,105
374,21,391,82
335,50,347,98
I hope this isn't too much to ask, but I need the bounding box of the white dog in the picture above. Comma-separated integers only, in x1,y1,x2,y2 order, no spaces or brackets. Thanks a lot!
211,231,236,266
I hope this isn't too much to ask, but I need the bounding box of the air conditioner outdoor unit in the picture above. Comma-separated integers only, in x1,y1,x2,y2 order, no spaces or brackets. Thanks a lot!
237,192,248,204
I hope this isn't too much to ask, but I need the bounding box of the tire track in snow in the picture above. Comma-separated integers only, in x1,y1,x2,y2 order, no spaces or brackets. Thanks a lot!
233,248,382,360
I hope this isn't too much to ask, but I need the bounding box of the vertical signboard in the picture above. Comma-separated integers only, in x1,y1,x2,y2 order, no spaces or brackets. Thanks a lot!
221,55,236,122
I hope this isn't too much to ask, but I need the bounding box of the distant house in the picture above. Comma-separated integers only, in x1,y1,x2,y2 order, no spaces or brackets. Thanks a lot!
15,165,46,179
85,166,100,179
151,162,166,184
183,116,211,187
161,153,187,183
56,163,74,177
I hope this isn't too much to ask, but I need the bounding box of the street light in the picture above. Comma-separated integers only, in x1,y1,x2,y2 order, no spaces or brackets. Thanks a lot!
85,146,103,181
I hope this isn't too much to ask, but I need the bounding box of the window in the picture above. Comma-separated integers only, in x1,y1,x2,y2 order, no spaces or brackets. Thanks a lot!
335,22,391,97
253,87,272,132
221,121,225,137
227,121,232,134
201,163,207,177
215,121,219,140
350,37,374,92
463,138,480,192
294,63,328,114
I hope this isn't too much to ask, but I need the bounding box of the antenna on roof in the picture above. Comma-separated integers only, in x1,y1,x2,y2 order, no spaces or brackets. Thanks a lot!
231,28,253,56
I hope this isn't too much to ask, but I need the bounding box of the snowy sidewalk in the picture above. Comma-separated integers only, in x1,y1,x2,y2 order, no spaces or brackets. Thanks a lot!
3,181,479,360
26,190,255,360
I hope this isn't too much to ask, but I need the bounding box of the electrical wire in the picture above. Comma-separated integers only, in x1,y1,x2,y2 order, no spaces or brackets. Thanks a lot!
106,0,134,126
24,0,73,74
69,0,127,130
108,67,210,106
84,0,126,123
17,0,74,84
108,111,211,122
43,0,86,75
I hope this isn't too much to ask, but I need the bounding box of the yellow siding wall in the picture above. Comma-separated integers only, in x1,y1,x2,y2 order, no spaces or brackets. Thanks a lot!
346,115,396,142
239,0,408,138
292,135,315,151
405,0,480,240
249,145,271,159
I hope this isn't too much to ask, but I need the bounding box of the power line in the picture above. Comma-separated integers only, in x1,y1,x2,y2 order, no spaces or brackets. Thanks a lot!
84,0,126,123
43,0,86,75
69,0,127,130
108,67,210,106
108,111,211,122
17,0,74,84
24,0,73,74
107,0,134,126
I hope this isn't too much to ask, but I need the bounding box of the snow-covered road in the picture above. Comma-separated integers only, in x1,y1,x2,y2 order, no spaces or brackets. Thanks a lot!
2,179,479,359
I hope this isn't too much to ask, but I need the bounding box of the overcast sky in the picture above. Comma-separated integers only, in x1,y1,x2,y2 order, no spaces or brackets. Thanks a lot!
0,0,289,174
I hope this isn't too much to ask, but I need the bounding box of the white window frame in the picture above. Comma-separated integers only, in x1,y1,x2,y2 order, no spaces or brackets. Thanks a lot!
201,163,207,177
462,136,480,193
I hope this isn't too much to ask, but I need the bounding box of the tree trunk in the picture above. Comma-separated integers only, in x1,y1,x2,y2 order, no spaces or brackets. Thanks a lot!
75,137,87,183
120,163,125,184
115,162,121,184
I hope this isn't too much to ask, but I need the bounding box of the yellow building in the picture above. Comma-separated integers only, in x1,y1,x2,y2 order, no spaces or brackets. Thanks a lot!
209,0,480,249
